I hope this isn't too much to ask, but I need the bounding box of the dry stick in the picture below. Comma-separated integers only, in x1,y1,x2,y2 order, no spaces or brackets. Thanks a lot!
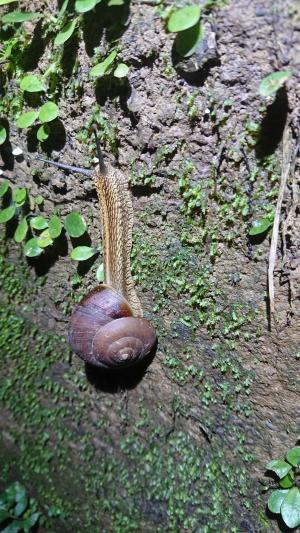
267,125,292,328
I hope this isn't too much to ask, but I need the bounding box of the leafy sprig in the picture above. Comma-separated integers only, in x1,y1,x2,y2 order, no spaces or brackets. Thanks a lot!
265,446,300,529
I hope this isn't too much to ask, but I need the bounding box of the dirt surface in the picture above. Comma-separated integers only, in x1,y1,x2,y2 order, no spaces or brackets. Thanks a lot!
1,0,300,531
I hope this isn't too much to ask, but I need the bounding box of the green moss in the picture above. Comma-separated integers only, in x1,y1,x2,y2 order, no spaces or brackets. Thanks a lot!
129,142,182,187
0,116,269,530
76,105,118,158
0,245,260,531
0,300,255,532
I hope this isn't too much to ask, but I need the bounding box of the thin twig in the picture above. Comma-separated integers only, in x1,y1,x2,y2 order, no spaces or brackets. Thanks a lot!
267,125,293,328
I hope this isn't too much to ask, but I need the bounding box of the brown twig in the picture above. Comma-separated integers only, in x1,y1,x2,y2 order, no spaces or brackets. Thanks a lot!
267,125,297,328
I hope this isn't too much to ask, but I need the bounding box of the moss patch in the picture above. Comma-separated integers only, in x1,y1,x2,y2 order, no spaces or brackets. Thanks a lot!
0,247,260,532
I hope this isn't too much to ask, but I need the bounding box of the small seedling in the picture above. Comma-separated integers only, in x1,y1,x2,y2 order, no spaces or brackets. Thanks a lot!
248,216,274,237
90,50,117,78
64,211,86,238
167,4,204,57
0,481,41,533
265,446,300,529
0,180,99,263
259,70,292,98
71,245,99,261
0,125,7,145
75,0,99,12
2,10,42,24
20,74,45,92
48,214,62,239
113,62,129,78
54,18,78,46
96,262,104,281
17,102,59,142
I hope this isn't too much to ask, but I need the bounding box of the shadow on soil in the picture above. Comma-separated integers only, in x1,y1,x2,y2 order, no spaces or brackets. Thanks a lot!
255,88,289,159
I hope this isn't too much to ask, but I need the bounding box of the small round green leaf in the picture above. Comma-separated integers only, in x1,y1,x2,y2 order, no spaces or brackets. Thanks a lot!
90,50,117,78
17,110,39,129
35,195,44,205
0,204,16,223
286,447,300,467
108,0,125,4
37,123,50,142
0,0,18,5
175,21,204,57
15,483,27,504
39,102,59,123
249,218,273,236
0,125,7,145
15,497,28,517
30,215,48,230
96,263,104,282
168,6,201,33
48,214,62,239
64,211,86,237
71,246,98,261
259,70,292,97
37,229,53,248
12,187,27,205
268,489,289,514
113,63,129,78
14,218,28,243
266,459,292,479
23,238,43,257
20,74,44,92
281,487,300,528
75,0,97,13
54,18,77,46
0,180,10,197
22,512,40,529
279,471,294,489
2,11,42,23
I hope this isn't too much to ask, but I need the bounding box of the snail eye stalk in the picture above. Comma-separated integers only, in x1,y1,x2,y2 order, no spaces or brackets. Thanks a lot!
92,124,106,175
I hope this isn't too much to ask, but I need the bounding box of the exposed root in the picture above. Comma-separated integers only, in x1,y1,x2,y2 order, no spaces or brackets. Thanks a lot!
268,124,300,329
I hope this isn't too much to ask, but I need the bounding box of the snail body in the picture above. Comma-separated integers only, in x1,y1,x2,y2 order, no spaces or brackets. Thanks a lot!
40,137,156,369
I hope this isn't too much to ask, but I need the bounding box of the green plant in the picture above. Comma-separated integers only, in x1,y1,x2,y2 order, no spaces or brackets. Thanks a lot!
165,0,228,58
0,0,20,5
90,49,129,80
265,446,300,529
0,126,7,145
17,102,59,142
52,0,128,82
0,180,98,262
259,70,292,97
75,106,118,157
248,212,274,237
64,211,86,238
0,481,40,532
167,5,203,58
70,245,99,261
2,10,42,24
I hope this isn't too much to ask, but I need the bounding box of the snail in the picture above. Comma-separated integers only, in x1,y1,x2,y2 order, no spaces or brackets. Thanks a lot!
38,127,157,369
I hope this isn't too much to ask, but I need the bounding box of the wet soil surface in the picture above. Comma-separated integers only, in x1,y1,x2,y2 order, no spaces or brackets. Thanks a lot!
1,0,300,531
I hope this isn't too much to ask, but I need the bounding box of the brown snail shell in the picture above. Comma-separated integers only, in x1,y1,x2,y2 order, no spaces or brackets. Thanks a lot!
68,285,157,369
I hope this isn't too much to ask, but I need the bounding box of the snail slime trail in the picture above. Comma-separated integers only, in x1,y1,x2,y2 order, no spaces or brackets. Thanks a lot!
37,129,157,369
